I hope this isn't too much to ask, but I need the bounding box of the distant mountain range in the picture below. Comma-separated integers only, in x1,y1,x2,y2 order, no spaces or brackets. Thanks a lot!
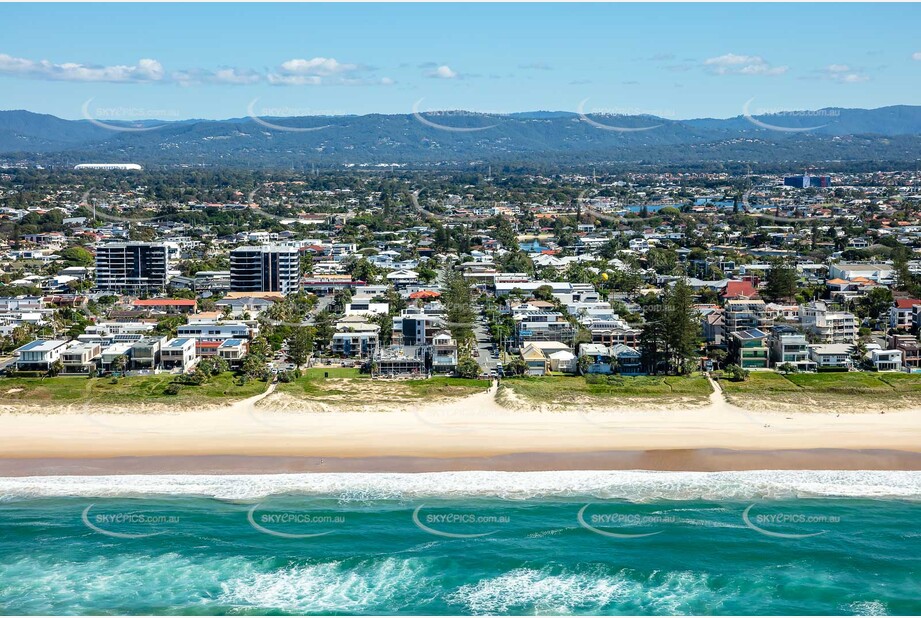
2,106,921,169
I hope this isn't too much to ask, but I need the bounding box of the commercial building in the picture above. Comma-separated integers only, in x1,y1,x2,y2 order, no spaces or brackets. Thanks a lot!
95,242,170,293
783,175,831,188
230,245,301,295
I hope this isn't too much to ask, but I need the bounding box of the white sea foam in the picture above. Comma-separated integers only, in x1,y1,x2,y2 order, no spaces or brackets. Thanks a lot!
0,470,919,502
217,558,429,613
448,567,721,615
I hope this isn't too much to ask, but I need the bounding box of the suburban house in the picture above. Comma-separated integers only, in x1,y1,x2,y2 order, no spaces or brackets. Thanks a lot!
828,263,894,285
890,299,921,330
512,310,577,347
889,334,921,370
133,298,197,314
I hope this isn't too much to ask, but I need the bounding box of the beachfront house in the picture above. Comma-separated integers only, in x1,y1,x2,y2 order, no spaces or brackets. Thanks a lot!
161,337,197,371
769,330,817,372
217,339,248,367
14,339,69,372
429,331,459,374
808,344,854,370
331,328,380,359
374,345,426,376
728,328,770,370
519,344,549,376
548,350,577,374
578,343,614,374
60,341,102,374
866,347,902,372
129,337,166,371
799,302,857,344
611,343,644,375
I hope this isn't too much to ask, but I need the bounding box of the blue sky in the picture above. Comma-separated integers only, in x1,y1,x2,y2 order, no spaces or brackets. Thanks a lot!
0,3,919,121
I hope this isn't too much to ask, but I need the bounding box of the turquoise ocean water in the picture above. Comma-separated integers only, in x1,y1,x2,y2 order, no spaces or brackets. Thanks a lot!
0,470,919,615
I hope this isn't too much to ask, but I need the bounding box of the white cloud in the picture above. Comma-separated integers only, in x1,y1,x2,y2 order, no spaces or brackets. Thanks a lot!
278,57,357,76
428,65,458,79
0,51,384,88
703,53,788,76
913,52,921,61
0,53,164,82
212,68,262,85
173,67,263,86
268,57,364,86
267,74,322,86
821,64,869,83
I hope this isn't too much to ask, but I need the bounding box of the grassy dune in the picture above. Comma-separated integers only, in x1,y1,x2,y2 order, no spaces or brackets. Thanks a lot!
0,373,267,409
273,368,490,409
721,371,921,411
499,374,713,410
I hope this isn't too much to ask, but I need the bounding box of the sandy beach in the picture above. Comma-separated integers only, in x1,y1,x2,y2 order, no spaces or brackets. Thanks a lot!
0,378,920,473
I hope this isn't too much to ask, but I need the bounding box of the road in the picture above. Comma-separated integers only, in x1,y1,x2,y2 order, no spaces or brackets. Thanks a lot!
472,318,498,373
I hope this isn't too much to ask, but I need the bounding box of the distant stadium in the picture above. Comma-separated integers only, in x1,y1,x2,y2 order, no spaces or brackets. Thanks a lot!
73,163,143,171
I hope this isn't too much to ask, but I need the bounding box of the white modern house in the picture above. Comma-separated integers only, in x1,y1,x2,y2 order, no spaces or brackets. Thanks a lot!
161,338,197,371
14,339,70,371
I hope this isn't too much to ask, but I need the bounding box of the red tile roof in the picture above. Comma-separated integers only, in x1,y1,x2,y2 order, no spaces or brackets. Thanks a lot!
895,298,921,309
722,280,759,298
133,299,197,307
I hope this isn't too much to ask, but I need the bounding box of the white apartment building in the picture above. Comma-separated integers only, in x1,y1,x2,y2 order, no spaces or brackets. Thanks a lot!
230,245,301,295
799,301,857,344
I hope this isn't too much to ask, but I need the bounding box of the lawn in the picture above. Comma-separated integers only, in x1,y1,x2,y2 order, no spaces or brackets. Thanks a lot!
719,371,803,395
0,373,267,408
500,374,713,409
274,371,489,408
